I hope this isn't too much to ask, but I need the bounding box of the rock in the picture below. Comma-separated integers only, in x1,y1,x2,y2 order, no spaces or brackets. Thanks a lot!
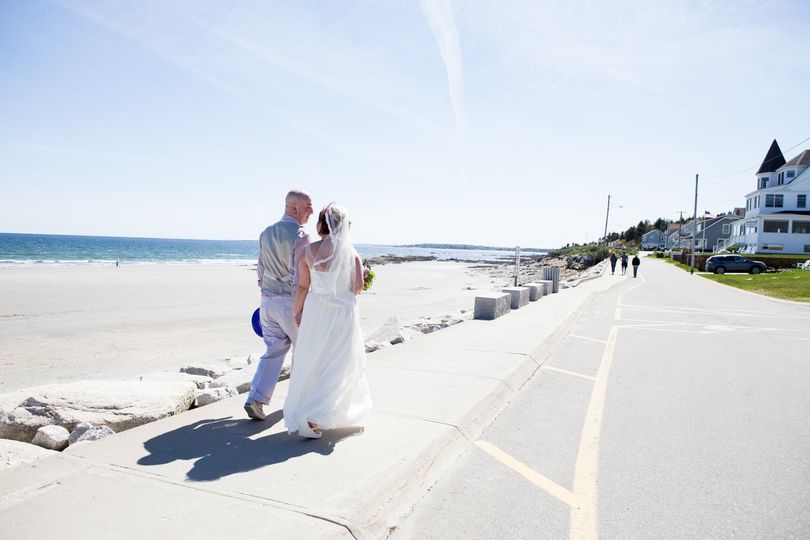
368,316,411,345
32,425,70,451
208,370,252,394
194,388,235,407
278,365,291,381
69,424,115,445
139,372,212,389
364,340,382,353
67,423,91,444
180,356,251,379
0,439,56,472
0,380,197,442
0,406,57,443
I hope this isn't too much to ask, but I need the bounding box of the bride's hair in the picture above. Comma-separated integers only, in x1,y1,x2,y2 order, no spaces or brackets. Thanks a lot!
316,202,348,236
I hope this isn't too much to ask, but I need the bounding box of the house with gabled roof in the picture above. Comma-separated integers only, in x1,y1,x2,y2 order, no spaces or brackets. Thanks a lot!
641,229,666,250
729,140,810,254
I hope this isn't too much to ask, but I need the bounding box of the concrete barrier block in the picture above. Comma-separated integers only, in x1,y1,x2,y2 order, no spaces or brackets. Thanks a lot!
537,280,553,296
542,267,560,293
502,287,530,309
523,282,543,301
474,293,511,320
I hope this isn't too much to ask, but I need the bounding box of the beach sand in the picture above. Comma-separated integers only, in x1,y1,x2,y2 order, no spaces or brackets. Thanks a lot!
0,261,493,393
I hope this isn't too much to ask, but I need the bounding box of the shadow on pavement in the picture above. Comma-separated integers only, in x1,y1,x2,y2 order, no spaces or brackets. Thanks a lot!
137,409,363,481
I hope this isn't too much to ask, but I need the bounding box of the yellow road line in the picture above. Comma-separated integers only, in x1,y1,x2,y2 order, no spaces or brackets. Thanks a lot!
542,365,596,382
475,440,576,507
570,325,619,540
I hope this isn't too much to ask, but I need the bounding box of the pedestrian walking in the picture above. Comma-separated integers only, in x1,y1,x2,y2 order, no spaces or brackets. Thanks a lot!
632,254,640,277
621,253,628,275
609,252,617,275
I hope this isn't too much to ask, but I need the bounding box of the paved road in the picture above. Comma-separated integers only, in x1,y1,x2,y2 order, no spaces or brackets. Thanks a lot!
392,259,810,539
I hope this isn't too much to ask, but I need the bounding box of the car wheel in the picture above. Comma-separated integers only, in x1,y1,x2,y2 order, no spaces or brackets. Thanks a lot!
751,267,761,274
715,267,726,274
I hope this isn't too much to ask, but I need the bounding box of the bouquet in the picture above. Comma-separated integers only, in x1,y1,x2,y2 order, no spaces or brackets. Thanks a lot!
362,259,375,291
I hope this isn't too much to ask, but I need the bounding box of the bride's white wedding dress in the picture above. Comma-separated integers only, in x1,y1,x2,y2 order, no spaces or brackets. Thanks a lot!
283,206,372,435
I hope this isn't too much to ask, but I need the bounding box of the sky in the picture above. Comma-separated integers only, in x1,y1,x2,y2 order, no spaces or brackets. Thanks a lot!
1,0,809,249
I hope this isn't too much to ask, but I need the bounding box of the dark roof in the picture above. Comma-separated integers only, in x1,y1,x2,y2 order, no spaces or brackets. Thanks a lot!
783,149,810,168
757,139,786,174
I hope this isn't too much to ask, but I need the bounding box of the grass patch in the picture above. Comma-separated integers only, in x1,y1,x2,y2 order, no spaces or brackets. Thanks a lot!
659,256,810,301
702,270,810,302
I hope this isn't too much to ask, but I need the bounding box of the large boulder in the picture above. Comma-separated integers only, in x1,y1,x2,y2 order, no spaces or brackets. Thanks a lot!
180,356,252,379
68,424,115,445
32,425,70,451
139,372,212,390
194,388,235,407
208,369,252,394
0,381,196,443
0,439,56,472
0,407,55,443
368,316,411,345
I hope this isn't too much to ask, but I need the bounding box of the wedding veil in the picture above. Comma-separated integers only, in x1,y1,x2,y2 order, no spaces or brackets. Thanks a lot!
306,203,358,295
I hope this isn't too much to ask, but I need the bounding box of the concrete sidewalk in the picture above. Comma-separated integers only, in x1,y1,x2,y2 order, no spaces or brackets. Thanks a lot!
0,269,620,540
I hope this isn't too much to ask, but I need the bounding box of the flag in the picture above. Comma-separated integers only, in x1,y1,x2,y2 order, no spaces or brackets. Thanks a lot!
704,211,716,218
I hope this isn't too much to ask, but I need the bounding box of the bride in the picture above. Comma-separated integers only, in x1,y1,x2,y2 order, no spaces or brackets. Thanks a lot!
283,202,373,439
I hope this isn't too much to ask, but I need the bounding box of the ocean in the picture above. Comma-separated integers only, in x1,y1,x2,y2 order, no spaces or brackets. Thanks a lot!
0,233,543,267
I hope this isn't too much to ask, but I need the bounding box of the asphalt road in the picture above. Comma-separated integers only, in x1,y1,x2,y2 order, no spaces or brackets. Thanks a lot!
392,259,810,539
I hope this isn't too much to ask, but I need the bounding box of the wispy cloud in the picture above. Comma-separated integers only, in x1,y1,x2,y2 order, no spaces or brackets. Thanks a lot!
420,0,465,139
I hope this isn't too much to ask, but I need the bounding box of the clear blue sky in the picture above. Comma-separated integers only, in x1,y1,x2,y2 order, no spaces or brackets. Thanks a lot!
2,1,809,248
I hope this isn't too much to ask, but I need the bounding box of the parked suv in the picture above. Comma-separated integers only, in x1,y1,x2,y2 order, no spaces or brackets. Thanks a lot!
704,255,767,274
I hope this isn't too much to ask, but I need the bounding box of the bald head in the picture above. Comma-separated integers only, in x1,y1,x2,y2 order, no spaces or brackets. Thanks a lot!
285,189,313,225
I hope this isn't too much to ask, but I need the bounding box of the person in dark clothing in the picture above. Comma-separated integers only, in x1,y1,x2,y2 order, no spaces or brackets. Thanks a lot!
609,252,617,275
620,253,628,275
632,254,640,277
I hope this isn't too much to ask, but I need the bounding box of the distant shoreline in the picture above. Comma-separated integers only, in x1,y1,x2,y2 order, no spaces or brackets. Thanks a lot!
399,243,551,252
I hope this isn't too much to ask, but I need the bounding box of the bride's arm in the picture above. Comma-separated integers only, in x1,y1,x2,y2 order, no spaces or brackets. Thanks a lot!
353,255,363,295
294,256,311,326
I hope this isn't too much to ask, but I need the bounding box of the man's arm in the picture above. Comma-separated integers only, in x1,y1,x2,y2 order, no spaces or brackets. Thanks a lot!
294,255,311,326
256,239,263,288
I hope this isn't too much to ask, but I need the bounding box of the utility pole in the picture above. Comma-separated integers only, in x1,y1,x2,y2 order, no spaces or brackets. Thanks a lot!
690,174,699,274
602,194,610,245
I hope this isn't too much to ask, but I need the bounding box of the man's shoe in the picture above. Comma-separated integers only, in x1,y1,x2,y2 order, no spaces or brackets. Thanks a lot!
244,399,267,421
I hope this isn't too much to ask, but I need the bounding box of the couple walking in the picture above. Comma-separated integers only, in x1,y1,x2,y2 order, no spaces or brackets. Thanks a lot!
244,189,372,439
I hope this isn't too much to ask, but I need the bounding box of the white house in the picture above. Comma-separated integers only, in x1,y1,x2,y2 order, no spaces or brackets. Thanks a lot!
729,140,810,254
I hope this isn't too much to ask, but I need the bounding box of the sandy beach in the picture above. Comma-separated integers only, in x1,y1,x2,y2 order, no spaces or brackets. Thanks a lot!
0,261,495,393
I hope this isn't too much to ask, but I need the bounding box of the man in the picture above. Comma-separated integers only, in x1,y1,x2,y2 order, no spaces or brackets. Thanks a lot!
609,252,617,275
620,252,628,275
244,190,313,421
632,253,641,278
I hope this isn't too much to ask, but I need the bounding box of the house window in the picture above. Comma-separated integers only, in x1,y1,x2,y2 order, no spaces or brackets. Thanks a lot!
762,244,783,250
763,220,789,233
765,194,784,207
799,194,807,208
787,170,796,179
759,177,768,189
805,245,810,253
792,221,810,234
778,172,784,185
722,224,730,234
